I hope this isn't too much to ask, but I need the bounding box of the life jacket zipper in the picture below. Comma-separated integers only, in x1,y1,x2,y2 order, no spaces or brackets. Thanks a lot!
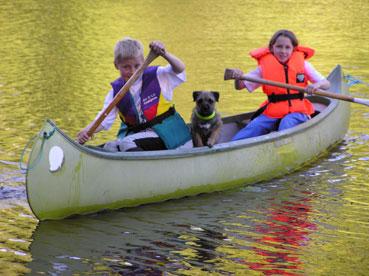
283,65,292,107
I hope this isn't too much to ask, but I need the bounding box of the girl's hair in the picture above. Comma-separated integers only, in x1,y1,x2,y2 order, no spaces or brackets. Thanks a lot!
268,30,299,50
114,37,144,65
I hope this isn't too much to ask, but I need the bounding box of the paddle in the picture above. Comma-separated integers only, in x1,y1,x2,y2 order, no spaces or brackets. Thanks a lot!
224,68,369,107
85,50,159,139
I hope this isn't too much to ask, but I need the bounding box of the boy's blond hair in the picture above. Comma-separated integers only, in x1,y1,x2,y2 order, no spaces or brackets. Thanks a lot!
114,37,144,66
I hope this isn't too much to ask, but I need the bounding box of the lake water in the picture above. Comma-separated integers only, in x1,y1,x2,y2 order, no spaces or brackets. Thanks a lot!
1,0,368,275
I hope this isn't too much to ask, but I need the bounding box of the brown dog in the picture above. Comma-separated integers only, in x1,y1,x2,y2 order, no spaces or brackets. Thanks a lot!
191,91,222,147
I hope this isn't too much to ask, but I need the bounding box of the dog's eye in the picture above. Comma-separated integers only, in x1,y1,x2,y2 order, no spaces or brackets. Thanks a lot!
197,99,203,104
208,99,214,104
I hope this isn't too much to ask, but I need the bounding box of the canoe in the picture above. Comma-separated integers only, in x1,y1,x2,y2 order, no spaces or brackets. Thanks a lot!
26,65,350,220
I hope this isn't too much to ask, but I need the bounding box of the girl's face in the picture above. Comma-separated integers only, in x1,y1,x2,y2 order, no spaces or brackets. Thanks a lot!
271,35,294,64
116,56,144,81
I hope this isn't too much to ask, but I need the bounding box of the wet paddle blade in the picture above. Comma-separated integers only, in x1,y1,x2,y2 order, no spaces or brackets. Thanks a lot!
353,97,369,106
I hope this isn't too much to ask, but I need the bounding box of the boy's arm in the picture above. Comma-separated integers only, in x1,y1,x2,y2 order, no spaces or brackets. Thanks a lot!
162,52,185,74
150,41,185,74
76,90,117,144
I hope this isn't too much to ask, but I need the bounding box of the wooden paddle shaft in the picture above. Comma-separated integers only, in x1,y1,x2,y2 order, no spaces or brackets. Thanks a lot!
87,50,159,137
238,74,355,103
224,68,369,107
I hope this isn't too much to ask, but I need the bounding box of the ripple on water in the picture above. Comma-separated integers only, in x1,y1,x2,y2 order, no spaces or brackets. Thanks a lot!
0,165,27,208
0,186,26,200
0,205,37,275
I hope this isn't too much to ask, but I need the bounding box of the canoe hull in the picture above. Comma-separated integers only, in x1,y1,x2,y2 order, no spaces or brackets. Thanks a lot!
26,65,350,220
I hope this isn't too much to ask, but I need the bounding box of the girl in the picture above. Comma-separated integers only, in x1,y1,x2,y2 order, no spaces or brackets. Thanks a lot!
231,29,330,141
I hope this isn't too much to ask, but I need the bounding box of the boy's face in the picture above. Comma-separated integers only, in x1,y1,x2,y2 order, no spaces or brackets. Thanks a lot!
116,56,144,81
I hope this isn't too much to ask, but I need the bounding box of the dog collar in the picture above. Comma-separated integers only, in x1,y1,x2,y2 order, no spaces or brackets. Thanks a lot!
195,111,216,121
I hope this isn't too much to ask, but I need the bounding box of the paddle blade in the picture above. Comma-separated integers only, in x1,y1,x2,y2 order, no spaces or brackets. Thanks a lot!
224,68,236,80
354,97,369,107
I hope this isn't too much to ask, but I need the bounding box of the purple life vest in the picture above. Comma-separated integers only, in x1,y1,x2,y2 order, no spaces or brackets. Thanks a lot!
111,66,162,126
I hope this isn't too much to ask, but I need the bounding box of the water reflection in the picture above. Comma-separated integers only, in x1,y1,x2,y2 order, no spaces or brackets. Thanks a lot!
243,198,316,275
0,205,35,275
28,201,227,274
27,181,316,275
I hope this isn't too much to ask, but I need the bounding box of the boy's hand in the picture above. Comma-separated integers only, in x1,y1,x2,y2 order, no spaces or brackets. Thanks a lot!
77,129,91,144
150,40,185,74
149,41,166,56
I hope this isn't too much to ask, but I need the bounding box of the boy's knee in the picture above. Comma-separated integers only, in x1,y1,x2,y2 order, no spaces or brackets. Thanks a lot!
116,139,137,151
103,139,137,152
103,141,120,152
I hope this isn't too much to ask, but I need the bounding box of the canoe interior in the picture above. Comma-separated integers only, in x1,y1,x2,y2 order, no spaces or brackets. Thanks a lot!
217,95,330,144
86,95,330,152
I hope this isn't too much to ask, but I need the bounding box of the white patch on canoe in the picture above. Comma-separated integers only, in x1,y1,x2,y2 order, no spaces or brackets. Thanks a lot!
49,146,64,172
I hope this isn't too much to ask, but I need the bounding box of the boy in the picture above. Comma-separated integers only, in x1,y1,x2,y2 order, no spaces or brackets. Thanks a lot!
77,37,191,151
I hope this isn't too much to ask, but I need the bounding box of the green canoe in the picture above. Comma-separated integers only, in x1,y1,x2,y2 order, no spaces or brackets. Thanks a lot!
26,65,350,220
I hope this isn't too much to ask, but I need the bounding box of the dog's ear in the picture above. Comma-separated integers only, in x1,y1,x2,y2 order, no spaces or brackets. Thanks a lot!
193,91,202,102
211,91,220,102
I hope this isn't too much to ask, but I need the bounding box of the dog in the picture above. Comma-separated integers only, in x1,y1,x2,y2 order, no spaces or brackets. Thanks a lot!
191,91,222,148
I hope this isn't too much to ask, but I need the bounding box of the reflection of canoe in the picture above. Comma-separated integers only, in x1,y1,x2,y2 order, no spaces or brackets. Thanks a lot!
28,196,230,274
26,65,350,220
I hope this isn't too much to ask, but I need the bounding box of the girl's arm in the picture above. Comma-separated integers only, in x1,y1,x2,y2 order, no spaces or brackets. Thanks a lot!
306,79,331,94
305,61,331,94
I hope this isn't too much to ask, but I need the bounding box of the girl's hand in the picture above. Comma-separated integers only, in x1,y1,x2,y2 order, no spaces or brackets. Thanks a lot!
230,69,245,90
306,83,320,95
230,68,244,79
149,41,166,56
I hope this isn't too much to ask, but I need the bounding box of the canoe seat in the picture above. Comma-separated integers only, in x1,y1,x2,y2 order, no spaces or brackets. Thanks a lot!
311,110,320,118
217,122,242,143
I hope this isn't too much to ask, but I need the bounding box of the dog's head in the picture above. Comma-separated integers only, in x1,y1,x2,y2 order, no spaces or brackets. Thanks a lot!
193,91,219,116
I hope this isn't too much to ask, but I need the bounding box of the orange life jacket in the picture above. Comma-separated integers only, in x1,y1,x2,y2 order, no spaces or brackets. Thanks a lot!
250,46,315,118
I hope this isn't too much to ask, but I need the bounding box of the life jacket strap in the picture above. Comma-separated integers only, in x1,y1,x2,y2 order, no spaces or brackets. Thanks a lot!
250,92,305,121
127,106,176,133
267,92,304,103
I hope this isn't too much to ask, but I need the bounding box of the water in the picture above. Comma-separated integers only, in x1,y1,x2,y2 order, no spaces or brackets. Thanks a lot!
1,0,369,274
